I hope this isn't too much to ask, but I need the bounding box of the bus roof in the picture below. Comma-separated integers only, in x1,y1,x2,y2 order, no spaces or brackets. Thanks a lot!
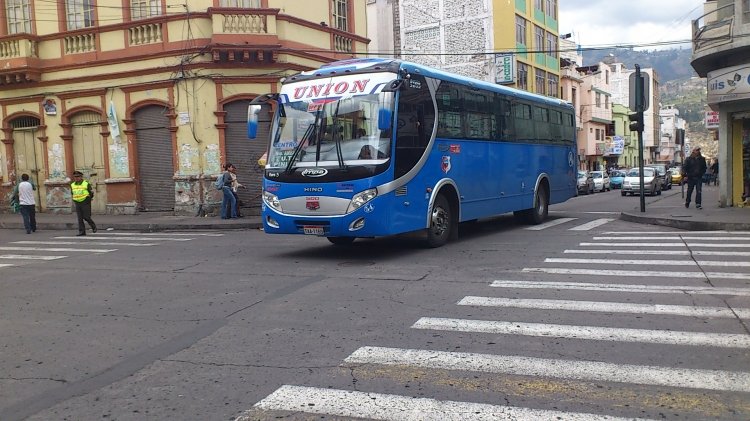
284,57,572,111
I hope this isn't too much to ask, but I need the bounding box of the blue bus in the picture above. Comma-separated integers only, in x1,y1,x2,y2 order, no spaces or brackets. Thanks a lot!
248,58,577,247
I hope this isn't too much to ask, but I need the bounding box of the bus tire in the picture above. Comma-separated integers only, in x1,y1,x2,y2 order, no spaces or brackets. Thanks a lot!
327,236,355,245
514,185,548,225
426,194,451,248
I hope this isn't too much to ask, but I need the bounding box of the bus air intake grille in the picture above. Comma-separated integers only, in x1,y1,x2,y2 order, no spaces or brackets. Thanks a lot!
395,186,408,196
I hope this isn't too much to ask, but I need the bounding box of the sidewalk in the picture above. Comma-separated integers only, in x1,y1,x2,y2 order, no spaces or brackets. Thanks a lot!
620,184,750,231
0,185,747,232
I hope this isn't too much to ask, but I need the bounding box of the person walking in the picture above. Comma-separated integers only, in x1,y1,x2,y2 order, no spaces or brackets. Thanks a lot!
219,164,237,219
710,159,719,185
227,163,245,218
15,174,37,234
71,171,97,235
682,147,707,209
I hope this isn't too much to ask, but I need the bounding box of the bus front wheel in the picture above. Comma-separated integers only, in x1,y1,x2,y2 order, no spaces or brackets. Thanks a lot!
327,236,355,245
426,194,451,248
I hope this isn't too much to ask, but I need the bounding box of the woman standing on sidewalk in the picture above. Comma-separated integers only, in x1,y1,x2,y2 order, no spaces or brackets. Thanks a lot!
220,163,237,219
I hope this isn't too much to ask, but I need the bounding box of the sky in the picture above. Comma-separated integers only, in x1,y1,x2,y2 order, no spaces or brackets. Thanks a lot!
558,0,708,50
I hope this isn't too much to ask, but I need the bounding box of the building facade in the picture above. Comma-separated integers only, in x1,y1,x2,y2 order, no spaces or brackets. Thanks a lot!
394,0,560,96
575,63,613,171
659,105,686,166
692,0,750,207
0,0,368,215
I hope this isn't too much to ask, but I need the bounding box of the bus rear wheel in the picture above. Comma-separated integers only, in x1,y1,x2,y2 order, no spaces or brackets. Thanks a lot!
426,194,451,248
327,236,355,245
514,185,548,225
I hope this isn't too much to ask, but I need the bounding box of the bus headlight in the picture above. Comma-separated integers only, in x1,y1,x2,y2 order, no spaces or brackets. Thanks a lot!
347,188,377,213
263,191,282,212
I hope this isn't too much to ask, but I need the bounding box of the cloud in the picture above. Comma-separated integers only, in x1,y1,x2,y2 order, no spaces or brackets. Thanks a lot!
560,0,705,48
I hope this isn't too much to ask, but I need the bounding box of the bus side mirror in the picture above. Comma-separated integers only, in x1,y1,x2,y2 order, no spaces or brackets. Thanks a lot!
247,104,261,139
378,108,392,131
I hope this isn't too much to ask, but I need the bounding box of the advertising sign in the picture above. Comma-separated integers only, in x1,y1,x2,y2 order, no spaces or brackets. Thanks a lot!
495,54,515,85
707,63,750,104
611,136,624,155
705,111,719,129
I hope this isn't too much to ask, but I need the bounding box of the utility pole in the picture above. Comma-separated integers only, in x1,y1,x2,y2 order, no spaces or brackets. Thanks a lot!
629,65,650,213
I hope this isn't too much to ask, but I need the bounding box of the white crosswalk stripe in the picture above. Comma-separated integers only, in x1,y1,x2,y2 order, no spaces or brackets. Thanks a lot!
14,240,157,247
54,236,191,241
0,246,115,253
523,217,576,230
567,218,615,230
245,230,750,420
0,254,66,260
343,346,750,392
248,385,655,421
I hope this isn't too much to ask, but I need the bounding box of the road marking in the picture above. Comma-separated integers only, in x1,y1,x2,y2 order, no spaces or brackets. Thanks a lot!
523,217,576,230
0,246,115,253
567,218,615,231
603,231,750,235
579,242,750,248
0,263,13,268
0,254,66,261
92,232,223,236
457,296,750,318
248,385,654,421
412,317,750,348
564,249,750,256
545,257,697,266
522,267,750,280
54,236,190,241
594,236,750,241
490,280,750,296
13,241,156,247
344,346,750,392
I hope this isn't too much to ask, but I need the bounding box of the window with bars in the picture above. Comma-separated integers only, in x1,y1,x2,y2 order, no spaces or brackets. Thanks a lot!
66,0,96,30
6,0,31,34
547,73,559,98
517,62,528,91
535,68,546,95
220,0,261,6
332,0,348,31
130,0,162,20
515,15,526,45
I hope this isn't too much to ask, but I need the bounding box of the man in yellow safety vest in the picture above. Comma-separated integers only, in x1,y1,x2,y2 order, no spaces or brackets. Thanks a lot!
71,171,97,236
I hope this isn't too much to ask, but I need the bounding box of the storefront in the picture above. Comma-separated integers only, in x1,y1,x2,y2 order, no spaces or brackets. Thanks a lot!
706,63,750,207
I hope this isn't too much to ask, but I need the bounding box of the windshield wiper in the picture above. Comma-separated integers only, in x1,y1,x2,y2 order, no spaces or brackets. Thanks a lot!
331,101,346,170
284,119,318,174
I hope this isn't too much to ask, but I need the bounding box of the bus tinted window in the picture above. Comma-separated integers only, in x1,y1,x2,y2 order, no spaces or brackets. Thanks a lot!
464,88,494,140
436,83,462,138
534,106,550,141
514,103,534,140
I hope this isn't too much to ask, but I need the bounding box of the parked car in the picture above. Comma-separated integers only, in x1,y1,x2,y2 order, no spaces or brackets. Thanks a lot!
648,164,671,190
591,170,611,192
621,167,662,196
609,170,626,189
669,168,683,185
577,170,594,195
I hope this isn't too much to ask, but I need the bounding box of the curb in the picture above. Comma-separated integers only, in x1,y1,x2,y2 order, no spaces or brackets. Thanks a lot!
619,212,750,231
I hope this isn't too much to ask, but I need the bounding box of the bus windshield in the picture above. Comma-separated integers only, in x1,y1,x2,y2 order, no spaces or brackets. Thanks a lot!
267,93,392,170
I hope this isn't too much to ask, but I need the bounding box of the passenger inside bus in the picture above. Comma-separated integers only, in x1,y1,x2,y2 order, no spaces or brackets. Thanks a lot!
358,145,385,159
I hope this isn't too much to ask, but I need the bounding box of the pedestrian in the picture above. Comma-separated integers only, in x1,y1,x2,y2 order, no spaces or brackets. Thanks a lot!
227,163,245,218
682,147,707,209
71,171,97,236
219,163,237,219
15,174,37,234
710,159,719,185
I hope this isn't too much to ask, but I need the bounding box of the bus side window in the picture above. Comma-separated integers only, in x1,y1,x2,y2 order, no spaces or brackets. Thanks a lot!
395,74,435,178
495,95,513,141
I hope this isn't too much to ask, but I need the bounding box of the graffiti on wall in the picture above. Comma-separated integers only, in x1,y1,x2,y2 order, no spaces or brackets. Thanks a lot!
109,142,129,177
48,143,65,180
205,143,221,174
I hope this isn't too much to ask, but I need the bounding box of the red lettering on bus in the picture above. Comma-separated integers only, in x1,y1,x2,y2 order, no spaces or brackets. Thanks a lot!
334,82,349,94
293,86,307,99
322,83,335,96
350,79,370,93
308,85,323,98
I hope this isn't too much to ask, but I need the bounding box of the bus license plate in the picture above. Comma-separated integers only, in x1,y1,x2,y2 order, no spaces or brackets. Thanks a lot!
303,226,324,235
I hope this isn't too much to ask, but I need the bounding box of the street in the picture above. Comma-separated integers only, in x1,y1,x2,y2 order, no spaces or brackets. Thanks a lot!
1,191,749,420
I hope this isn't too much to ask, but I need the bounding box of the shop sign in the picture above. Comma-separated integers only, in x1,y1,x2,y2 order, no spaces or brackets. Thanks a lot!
705,111,719,129
495,54,515,85
707,64,750,104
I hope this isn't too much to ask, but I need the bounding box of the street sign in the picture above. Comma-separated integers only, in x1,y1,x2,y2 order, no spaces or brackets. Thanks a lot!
629,71,650,112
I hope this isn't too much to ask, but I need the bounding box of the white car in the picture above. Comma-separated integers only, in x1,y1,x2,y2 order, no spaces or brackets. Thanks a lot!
621,167,662,196
591,171,610,192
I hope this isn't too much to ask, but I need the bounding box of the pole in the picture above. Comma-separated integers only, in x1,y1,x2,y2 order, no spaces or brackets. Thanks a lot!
635,64,646,213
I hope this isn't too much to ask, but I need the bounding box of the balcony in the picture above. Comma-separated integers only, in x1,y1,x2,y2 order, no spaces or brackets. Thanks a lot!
0,35,41,85
692,0,750,76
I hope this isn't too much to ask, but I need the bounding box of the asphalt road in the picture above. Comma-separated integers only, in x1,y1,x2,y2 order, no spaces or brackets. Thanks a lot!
1,191,748,420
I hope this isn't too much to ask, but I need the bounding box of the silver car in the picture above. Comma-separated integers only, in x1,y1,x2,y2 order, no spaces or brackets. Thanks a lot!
621,167,662,196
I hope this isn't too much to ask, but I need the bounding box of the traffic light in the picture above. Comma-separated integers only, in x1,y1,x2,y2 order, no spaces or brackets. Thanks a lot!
628,111,644,132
